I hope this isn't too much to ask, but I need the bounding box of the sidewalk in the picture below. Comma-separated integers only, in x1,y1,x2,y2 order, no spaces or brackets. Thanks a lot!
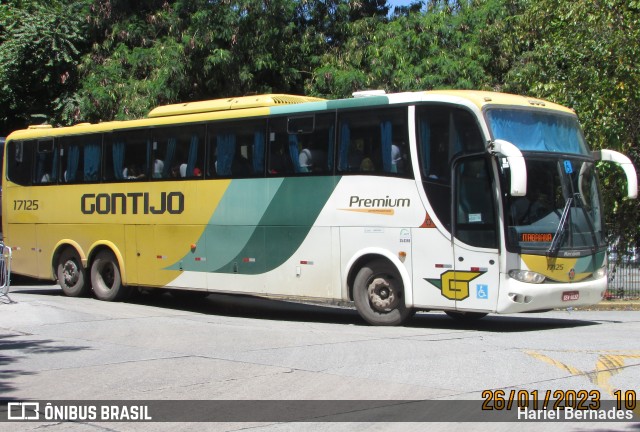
576,298,640,311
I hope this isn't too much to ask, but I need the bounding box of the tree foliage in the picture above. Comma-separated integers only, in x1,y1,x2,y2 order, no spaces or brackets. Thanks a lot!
308,0,521,97
74,0,391,121
0,0,89,131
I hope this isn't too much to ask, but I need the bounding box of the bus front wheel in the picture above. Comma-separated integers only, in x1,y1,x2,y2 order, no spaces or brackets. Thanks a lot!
91,250,128,301
353,259,413,326
57,248,89,297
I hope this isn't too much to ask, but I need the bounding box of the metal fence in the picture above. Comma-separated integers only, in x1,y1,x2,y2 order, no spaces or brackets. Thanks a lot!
606,263,640,300
0,243,11,299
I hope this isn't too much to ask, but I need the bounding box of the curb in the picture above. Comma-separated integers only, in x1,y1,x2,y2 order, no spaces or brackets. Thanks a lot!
572,300,640,311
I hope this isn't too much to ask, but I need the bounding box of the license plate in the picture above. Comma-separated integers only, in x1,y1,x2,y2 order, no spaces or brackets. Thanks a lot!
562,291,579,301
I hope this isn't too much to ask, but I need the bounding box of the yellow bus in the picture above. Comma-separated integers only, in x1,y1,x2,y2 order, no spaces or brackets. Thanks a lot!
2,91,637,325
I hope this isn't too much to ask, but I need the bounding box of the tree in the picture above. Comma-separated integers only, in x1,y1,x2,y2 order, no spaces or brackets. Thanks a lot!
307,0,515,97
0,0,90,134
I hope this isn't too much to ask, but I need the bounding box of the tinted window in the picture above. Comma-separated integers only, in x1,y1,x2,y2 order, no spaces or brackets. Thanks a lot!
417,105,485,230
7,140,35,186
337,107,411,177
208,119,266,178
35,139,57,184
268,113,334,175
59,134,102,183
152,124,205,179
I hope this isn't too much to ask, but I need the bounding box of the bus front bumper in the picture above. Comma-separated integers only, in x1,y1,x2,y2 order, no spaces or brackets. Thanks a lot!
496,273,607,314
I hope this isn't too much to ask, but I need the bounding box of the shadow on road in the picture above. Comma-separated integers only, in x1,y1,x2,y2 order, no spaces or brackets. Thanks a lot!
7,285,603,333
131,289,603,333
0,334,91,400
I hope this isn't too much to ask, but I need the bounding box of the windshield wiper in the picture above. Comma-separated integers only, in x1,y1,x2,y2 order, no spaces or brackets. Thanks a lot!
548,197,573,256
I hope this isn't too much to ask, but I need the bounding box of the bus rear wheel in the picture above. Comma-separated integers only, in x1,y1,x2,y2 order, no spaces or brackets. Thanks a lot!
353,259,413,326
91,250,128,301
57,248,89,297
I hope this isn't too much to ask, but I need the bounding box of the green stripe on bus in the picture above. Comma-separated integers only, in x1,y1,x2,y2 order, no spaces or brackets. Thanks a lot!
169,176,339,274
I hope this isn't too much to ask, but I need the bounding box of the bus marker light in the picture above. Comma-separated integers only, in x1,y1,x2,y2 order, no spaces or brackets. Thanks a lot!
190,244,197,252
195,257,206,262
398,252,406,263
243,257,255,263
470,267,488,272
299,260,314,265
156,255,166,260
435,264,452,269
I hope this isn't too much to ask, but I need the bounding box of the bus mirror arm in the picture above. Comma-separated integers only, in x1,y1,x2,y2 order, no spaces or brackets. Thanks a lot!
592,149,638,199
490,139,527,197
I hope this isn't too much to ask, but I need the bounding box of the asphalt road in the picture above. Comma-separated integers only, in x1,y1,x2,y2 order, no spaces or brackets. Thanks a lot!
0,285,639,432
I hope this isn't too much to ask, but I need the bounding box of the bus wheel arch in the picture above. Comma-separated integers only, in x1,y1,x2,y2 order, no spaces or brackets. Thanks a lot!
53,245,90,297
88,246,130,301
348,255,414,326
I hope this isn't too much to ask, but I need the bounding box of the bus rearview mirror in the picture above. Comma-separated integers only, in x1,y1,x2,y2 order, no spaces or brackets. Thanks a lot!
592,149,638,199
491,139,527,197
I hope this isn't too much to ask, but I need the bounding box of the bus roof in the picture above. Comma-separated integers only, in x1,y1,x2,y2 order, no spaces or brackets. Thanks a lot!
421,90,575,114
147,94,326,118
5,90,575,141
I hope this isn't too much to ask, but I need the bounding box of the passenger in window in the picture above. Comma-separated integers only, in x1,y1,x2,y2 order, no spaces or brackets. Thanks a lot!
269,142,291,174
360,157,375,172
299,140,327,173
299,144,312,173
124,164,145,180
153,159,164,178
193,167,202,177
171,164,181,178
391,143,402,173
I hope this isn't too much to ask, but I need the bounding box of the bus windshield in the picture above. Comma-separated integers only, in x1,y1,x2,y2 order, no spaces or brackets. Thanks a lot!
486,108,590,156
503,157,605,253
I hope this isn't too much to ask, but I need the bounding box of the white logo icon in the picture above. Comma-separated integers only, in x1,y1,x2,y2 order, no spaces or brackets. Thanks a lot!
7,402,40,420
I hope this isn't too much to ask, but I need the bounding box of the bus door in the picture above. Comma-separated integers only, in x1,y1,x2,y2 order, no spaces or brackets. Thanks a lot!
451,156,500,312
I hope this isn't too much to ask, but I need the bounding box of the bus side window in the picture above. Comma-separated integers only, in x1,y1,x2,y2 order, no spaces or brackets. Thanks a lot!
153,124,205,180
337,107,410,176
268,117,295,175
455,157,497,248
267,114,333,176
59,134,101,183
7,140,35,186
207,120,264,178
35,139,57,184
453,110,484,155
288,113,334,174
106,130,150,181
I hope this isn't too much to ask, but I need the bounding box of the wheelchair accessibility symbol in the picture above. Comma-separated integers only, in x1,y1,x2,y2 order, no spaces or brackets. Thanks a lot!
476,284,488,300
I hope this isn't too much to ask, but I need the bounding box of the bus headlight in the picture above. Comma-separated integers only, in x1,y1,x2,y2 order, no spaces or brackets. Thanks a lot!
508,270,546,284
593,266,607,280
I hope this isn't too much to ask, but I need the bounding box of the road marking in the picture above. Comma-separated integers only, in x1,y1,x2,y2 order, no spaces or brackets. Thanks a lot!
526,350,640,416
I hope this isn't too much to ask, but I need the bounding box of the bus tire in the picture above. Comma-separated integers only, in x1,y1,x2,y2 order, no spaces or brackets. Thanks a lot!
91,250,128,301
57,248,89,297
353,259,413,326
445,311,487,321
